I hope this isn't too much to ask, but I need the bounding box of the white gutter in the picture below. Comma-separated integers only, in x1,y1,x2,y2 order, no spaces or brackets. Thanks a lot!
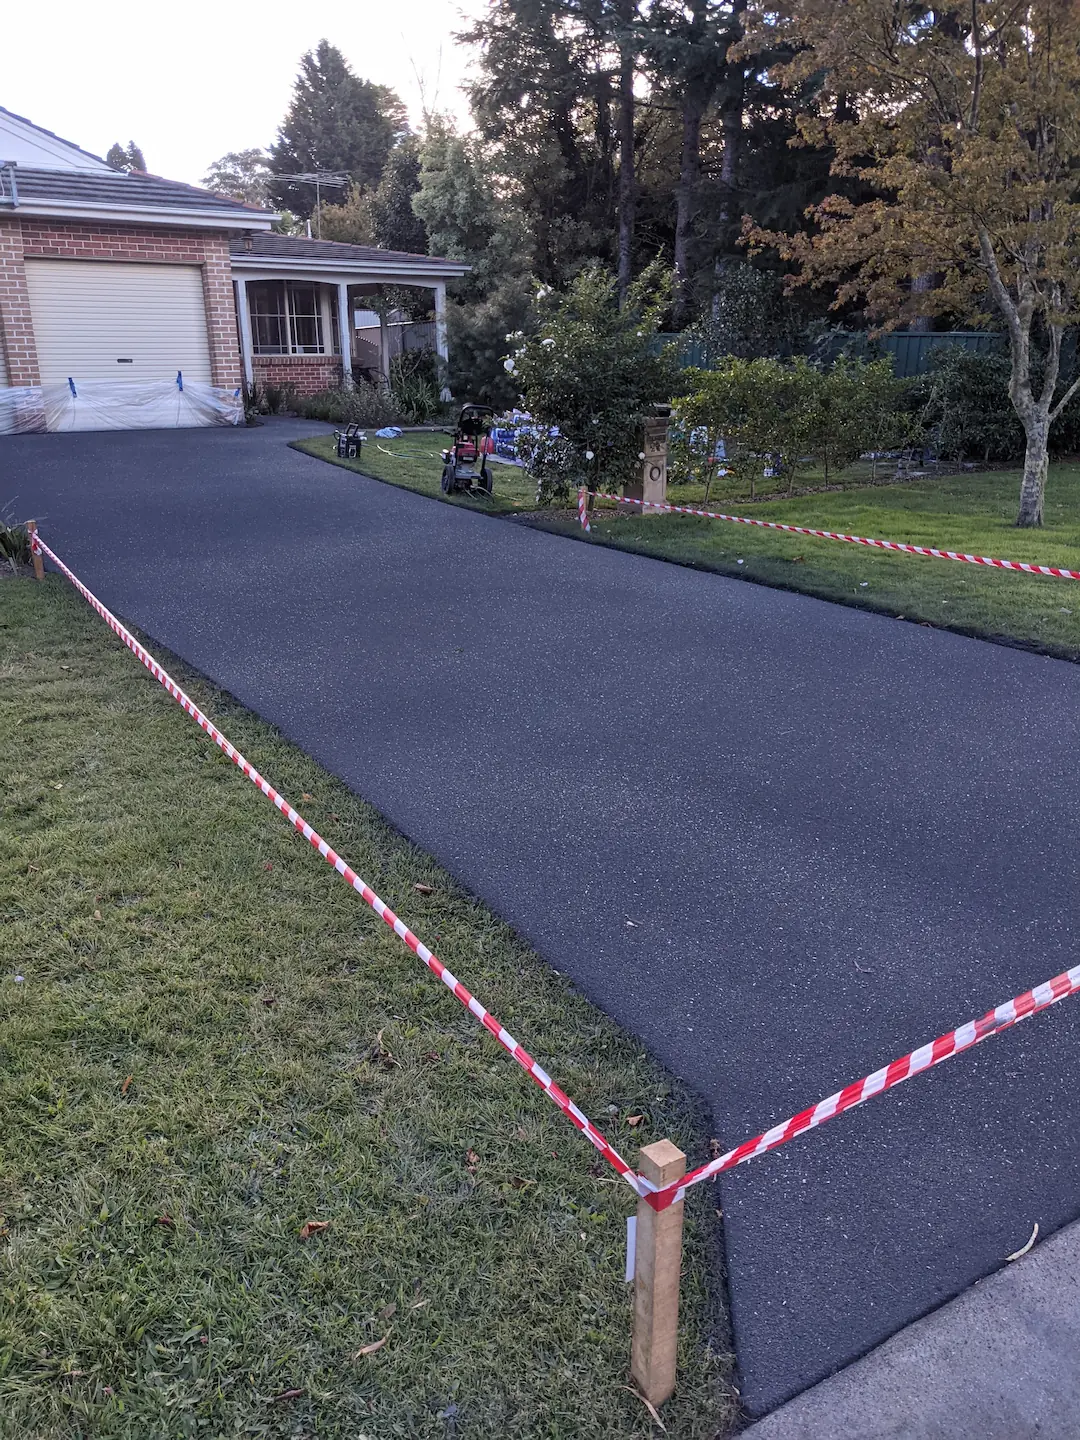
8,199,274,230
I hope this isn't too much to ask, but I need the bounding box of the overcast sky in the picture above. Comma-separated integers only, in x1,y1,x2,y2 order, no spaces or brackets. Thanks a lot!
4,0,482,185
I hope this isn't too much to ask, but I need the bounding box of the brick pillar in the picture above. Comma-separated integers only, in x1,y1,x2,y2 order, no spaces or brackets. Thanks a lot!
200,233,242,389
0,219,41,386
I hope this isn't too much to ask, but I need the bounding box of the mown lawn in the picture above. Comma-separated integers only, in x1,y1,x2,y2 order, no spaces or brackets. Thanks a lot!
562,464,1080,660
0,578,733,1440
292,432,539,514
294,431,1080,659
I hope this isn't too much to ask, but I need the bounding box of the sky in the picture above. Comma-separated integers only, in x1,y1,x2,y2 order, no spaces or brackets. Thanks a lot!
3,0,483,185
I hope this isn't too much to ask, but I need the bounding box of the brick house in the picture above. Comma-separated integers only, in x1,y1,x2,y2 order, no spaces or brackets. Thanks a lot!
0,106,467,431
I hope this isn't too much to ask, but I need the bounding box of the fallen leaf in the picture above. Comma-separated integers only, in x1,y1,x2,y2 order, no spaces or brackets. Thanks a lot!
509,1175,535,1190
413,882,434,895
272,1389,303,1402
466,1149,480,1173
262,994,278,1007
120,1075,132,1096
422,1050,441,1064
622,1385,667,1431
354,1335,389,1358
377,1302,397,1322
409,1298,430,1311
1007,1222,1039,1262
156,1214,174,1228
299,1220,331,1240
93,910,103,921
53,782,63,790
709,1138,721,1159
263,862,273,872
626,1115,643,1128
301,792,314,801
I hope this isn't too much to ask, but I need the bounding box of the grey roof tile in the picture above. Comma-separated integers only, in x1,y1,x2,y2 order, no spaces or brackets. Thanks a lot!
7,166,271,219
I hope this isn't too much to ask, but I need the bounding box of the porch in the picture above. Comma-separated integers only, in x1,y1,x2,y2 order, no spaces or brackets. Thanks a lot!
229,233,470,398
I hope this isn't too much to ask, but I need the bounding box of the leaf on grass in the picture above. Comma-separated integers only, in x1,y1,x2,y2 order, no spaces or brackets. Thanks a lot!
422,1050,441,1064
509,1175,535,1190
409,1298,430,1311
413,882,435,895
156,1214,174,1228
378,1302,397,1322
626,1115,643,1128
120,1075,133,1097
1007,1222,1039,1262
354,1335,389,1358
466,1149,480,1173
301,793,314,801
299,1219,331,1240
272,1389,303,1402
622,1385,667,1431
263,862,273,872
709,1138,721,1158
93,910,103,922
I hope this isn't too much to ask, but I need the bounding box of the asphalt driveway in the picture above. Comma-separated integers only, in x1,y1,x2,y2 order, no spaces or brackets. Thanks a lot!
6,420,1080,1415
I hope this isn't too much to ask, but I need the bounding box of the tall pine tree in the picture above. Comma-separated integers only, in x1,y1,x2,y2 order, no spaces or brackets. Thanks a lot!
268,41,407,217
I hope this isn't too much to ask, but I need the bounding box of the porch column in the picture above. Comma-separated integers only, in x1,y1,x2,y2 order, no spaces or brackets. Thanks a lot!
378,309,392,386
336,281,353,387
234,277,254,389
433,281,451,401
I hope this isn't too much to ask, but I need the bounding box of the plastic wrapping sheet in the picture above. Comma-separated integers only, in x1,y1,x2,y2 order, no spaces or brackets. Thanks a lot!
0,379,242,434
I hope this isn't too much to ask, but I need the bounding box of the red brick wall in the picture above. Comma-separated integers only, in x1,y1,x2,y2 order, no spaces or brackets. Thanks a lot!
0,219,41,386
2,220,241,389
252,354,343,396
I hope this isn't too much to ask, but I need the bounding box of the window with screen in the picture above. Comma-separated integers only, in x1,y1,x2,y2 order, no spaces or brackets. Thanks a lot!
287,283,323,354
249,282,288,355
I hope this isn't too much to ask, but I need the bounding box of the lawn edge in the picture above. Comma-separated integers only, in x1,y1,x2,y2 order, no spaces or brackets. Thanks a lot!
292,435,1080,666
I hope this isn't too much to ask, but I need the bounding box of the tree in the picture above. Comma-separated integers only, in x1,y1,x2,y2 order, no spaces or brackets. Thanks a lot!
747,0,1080,526
202,149,272,205
512,261,676,499
413,118,534,404
268,40,407,217
318,185,374,245
369,136,428,254
106,141,146,172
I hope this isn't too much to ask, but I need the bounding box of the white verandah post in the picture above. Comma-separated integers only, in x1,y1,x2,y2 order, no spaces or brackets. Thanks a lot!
433,281,451,401
234,278,254,390
336,281,353,388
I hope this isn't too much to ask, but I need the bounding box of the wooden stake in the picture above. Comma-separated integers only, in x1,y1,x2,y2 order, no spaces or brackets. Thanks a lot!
631,1137,687,1408
27,520,44,581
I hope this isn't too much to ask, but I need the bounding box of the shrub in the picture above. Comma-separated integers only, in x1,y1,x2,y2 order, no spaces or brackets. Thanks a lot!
390,349,443,425
912,348,1023,464
291,383,402,428
512,262,677,505
0,511,32,575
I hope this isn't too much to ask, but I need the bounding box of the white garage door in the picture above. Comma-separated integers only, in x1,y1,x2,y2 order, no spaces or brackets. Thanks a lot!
25,259,213,384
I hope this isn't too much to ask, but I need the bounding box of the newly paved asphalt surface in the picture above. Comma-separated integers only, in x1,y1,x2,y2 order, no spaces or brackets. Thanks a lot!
6,421,1080,1415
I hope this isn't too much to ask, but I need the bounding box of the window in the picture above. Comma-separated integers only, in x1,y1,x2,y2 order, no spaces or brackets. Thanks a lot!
248,281,327,356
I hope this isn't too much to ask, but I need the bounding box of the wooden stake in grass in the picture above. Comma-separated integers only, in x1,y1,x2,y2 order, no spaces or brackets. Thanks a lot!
631,1138,687,1408
27,521,44,582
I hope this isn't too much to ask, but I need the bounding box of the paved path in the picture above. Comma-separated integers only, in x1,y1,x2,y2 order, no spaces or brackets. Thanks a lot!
6,421,1080,1416
745,1217,1080,1439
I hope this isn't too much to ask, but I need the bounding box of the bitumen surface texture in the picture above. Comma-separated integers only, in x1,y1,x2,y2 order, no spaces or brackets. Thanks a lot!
744,1217,1080,1439
5,421,1080,1416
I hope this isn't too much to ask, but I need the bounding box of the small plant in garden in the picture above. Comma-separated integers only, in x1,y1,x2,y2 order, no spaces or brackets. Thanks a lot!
0,510,32,575
510,263,677,505
390,348,443,425
291,383,403,428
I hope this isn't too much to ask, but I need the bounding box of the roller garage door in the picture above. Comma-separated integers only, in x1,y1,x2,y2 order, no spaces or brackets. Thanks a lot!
25,259,213,384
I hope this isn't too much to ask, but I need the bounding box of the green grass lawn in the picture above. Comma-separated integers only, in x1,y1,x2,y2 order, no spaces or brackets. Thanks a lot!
292,433,540,515
0,578,733,1440
557,464,1080,660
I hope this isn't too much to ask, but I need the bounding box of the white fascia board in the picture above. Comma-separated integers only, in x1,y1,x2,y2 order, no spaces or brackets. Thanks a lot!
231,258,470,282
8,199,274,230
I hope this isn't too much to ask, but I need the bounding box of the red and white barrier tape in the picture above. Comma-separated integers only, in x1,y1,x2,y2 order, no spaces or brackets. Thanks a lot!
31,531,1080,1215
578,484,591,533
645,961,1080,1211
585,489,1080,581
28,531,649,1202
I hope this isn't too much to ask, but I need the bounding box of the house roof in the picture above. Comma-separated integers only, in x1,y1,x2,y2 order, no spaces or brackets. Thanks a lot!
229,231,469,280
0,104,113,172
1,165,274,231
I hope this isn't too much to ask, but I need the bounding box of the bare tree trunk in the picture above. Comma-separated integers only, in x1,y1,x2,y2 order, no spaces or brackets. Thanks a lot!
617,0,636,306
711,0,747,321
1016,416,1049,527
